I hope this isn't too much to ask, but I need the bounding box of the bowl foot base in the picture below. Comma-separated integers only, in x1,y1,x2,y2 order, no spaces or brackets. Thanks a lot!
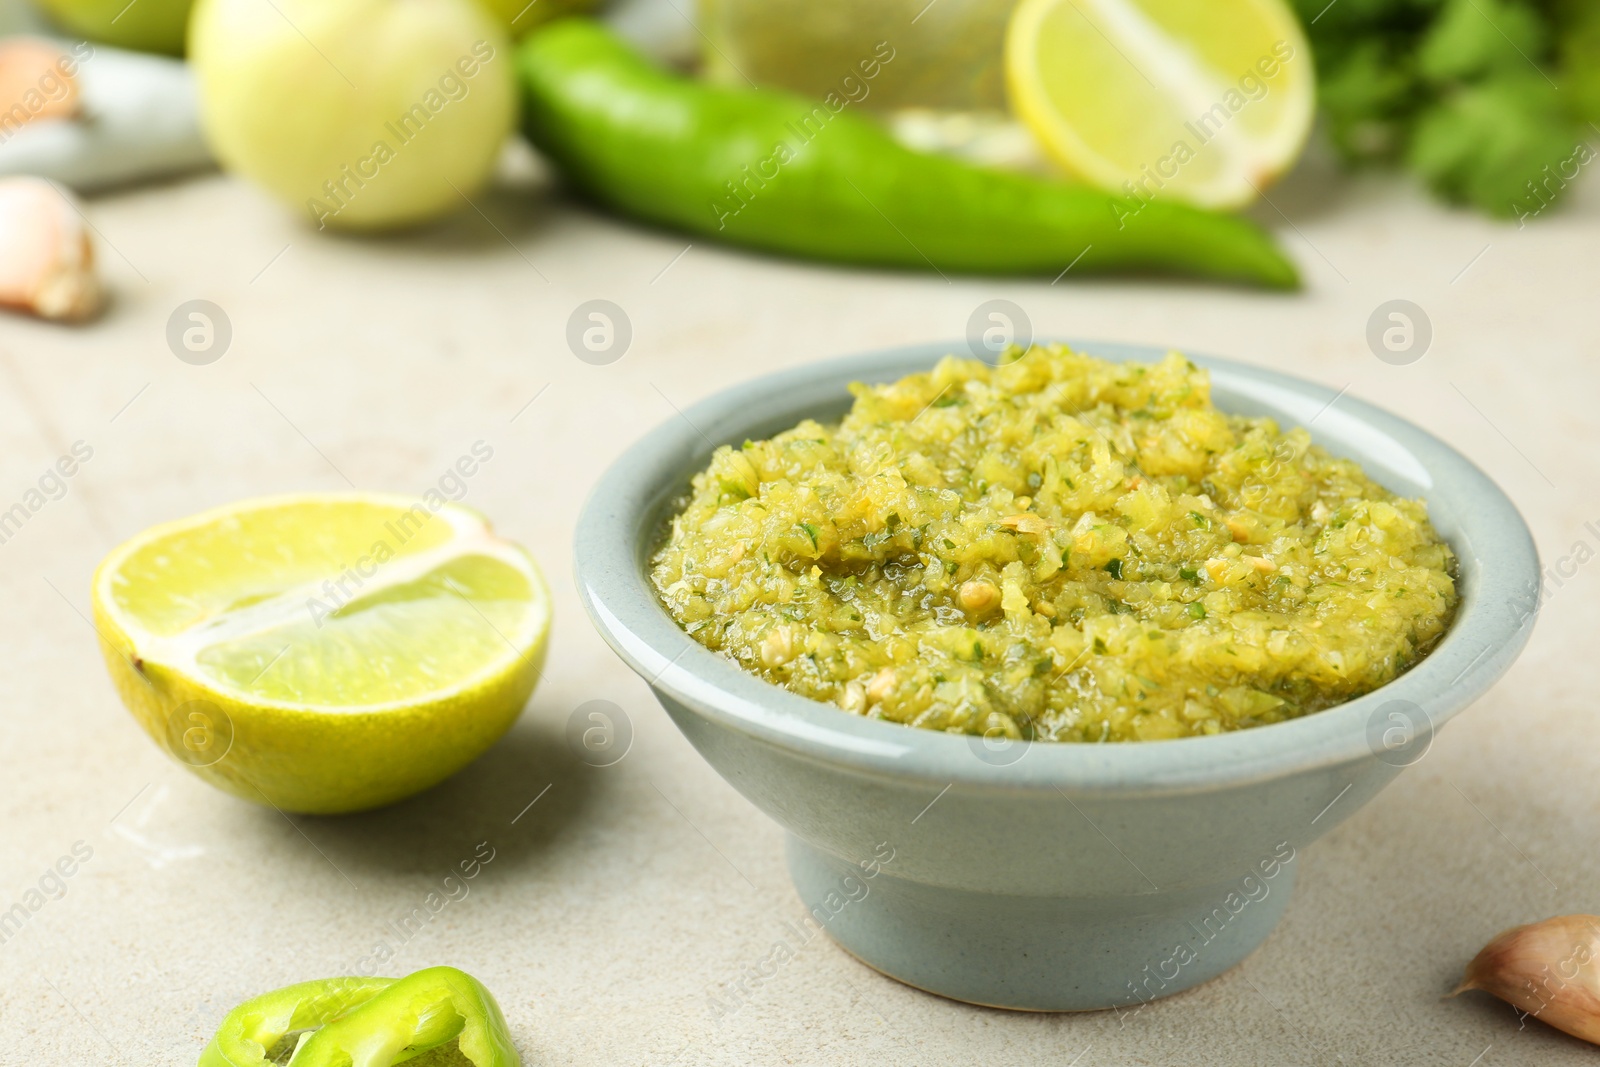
787,834,1296,1012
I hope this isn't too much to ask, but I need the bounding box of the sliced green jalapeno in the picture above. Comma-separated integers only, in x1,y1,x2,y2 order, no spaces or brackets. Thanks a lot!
200,967,519,1067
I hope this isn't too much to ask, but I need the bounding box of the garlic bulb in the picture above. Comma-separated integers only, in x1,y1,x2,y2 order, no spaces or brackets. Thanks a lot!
1453,914,1600,1045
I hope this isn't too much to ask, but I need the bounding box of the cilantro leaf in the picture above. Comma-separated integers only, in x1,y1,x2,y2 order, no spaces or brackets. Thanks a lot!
1407,74,1579,215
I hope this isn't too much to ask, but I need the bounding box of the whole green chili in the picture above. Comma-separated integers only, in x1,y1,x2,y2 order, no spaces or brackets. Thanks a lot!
517,20,1299,288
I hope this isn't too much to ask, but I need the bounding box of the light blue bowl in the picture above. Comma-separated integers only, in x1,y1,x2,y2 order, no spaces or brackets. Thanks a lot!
573,341,1539,1011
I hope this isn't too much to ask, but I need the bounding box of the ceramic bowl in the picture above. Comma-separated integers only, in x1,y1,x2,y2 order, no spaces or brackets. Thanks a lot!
573,340,1540,1011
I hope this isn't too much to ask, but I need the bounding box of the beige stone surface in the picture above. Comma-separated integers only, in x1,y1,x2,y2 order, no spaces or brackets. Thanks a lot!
0,155,1595,1066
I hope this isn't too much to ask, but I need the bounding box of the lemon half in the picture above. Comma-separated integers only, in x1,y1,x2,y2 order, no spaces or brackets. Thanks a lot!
92,493,550,814
1006,0,1315,208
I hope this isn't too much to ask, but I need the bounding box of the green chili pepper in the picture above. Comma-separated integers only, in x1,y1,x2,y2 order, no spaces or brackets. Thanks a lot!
517,21,1298,289
199,967,519,1067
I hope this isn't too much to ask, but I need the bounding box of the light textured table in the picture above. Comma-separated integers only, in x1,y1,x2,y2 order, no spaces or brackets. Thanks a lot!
0,150,1595,1066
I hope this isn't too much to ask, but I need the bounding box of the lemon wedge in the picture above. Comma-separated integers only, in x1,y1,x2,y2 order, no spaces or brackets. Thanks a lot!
92,493,550,814
1005,0,1315,208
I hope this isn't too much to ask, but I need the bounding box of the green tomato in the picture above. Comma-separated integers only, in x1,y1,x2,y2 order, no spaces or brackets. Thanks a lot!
190,0,516,231
31,0,195,55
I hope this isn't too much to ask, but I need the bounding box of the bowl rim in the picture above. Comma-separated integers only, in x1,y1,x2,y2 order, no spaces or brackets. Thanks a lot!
573,340,1540,796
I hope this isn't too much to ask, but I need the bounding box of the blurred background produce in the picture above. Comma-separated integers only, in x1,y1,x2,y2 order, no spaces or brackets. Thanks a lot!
190,0,517,231
477,0,595,36
702,0,1014,112
702,0,1317,210
1290,0,1597,216
1004,0,1314,209
0,34,77,119
32,0,192,54
518,21,1298,286
0,0,1592,306
0,35,210,191
0,174,100,320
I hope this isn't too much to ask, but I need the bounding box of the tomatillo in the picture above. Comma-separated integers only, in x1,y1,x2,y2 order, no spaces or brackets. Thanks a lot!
189,0,517,231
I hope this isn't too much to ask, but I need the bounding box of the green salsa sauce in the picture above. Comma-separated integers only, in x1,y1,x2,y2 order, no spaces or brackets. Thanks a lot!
651,346,1458,742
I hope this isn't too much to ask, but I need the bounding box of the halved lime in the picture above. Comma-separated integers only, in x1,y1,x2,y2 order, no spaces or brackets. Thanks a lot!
92,493,550,814
1006,0,1315,208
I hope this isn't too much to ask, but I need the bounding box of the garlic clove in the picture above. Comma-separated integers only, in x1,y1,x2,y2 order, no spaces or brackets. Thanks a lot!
0,176,103,322
1452,914,1600,1045
0,37,81,127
